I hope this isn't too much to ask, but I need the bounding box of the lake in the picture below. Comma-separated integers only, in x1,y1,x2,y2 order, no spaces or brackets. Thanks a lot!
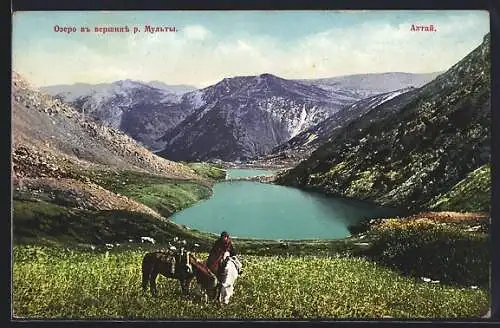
171,168,399,240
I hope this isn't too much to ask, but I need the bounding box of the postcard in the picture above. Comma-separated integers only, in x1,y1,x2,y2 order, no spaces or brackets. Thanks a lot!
11,10,491,320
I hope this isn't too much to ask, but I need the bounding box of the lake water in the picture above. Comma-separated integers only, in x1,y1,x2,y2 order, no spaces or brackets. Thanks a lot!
171,169,399,240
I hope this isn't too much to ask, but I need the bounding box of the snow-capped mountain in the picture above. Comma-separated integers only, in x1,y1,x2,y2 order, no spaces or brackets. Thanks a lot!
156,73,362,161
40,80,198,150
266,87,418,162
42,71,439,162
297,72,441,99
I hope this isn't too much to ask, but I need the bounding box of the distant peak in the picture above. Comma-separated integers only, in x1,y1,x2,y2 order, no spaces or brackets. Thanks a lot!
259,73,279,79
115,79,139,84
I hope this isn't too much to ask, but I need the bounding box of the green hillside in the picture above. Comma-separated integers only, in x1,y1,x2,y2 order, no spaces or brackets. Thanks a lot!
276,34,491,213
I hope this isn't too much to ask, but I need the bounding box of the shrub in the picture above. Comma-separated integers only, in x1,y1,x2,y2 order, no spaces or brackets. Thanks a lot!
347,219,372,235
364,220,489,288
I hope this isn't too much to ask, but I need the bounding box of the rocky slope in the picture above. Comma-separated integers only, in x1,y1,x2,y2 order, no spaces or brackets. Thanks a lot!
13,72,200,180
12,72,219,244
41,80,198,151
255,87,417,166
42,72,438,162
157,73,357,161
157,72,439,162
276,34,491,212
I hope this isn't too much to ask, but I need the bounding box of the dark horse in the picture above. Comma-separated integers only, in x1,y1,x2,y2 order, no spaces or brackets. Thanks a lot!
141,250,220,301
187,253,220,302
141,250,195,297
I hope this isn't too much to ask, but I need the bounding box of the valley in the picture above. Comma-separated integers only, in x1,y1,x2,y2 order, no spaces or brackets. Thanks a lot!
11,32,491,320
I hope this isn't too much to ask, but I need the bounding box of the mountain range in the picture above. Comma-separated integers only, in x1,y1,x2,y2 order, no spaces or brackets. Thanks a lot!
42,72,438,161
41,80,198,151
14,75,202,180
12,71,225,245
298,71,441,98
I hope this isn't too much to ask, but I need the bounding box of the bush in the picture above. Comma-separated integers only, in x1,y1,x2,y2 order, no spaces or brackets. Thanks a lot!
364,220,489,288
347,219,372,235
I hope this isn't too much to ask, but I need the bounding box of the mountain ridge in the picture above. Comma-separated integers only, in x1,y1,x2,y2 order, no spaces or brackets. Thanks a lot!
254,86,418,166
157,73,356,161
41,71,439,161
157,72,438,162
275,33,491,212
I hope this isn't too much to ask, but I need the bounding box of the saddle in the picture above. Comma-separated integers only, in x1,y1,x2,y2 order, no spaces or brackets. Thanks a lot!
223,256,243,274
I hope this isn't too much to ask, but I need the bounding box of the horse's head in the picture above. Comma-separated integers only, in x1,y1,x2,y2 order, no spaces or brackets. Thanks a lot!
178,251,194,276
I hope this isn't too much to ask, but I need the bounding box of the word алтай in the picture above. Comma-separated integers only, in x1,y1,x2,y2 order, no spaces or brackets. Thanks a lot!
410,24,437,32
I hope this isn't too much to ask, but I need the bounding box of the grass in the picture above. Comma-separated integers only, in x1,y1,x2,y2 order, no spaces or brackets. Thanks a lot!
12,245,489,319
429,164,491,212
12,198,218,248
11,165,491,320
117,182,211,217
12,194,375,258
185,162,227,181
82,169,214,217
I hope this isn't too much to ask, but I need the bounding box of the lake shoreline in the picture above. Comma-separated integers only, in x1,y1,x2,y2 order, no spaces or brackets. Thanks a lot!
171,168,400,241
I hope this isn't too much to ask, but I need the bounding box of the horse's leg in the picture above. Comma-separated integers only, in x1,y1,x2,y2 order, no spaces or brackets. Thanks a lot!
180,279,188,296
216,282,223,302
203,291,208,304
150,271,159,297
213,286,221,303
182,276,193,296
142,263,151,294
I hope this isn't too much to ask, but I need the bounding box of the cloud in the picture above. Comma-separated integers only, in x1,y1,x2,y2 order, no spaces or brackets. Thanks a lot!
283,14,488,78
183,25,211,40
13,12,489,87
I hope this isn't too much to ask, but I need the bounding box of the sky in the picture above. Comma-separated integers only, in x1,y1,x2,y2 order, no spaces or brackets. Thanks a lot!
12,10,490,88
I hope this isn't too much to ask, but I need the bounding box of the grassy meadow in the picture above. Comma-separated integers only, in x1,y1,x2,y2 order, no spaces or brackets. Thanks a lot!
12,245,489,319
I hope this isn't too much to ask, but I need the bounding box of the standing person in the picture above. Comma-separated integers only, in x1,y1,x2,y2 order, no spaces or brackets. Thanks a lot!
206,231,236,280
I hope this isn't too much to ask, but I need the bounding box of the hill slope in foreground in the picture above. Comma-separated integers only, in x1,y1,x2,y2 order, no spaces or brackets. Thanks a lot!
12,71,226,247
